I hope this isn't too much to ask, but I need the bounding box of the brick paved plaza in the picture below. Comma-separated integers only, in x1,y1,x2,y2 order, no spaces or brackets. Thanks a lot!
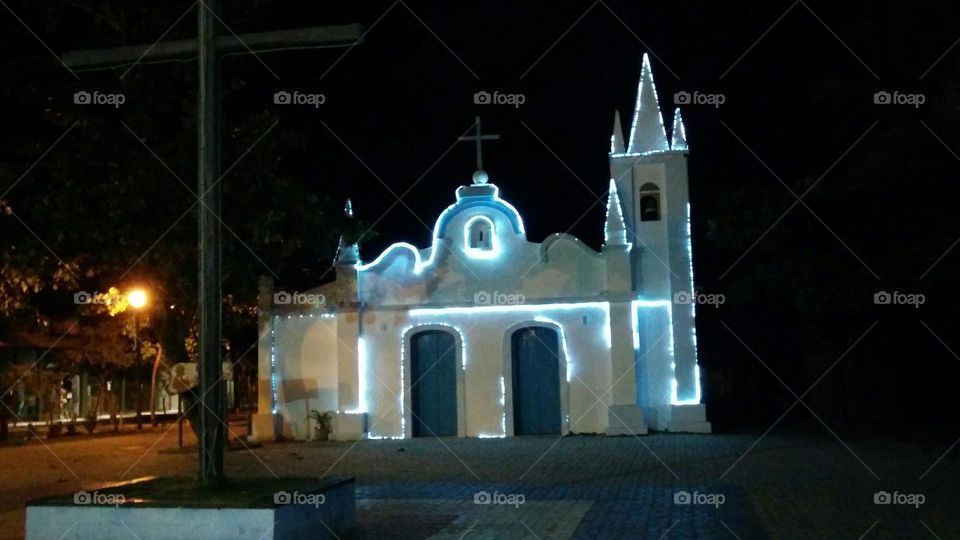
1,427,957,539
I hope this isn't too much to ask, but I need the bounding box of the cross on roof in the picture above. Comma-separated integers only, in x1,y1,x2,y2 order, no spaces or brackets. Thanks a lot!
458,116,499,184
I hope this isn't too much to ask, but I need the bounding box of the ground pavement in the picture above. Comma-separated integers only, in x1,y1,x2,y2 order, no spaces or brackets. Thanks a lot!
0,426,957,539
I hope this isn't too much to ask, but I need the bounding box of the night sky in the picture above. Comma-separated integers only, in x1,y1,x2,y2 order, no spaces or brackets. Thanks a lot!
4,1,952,258
3,0,959,434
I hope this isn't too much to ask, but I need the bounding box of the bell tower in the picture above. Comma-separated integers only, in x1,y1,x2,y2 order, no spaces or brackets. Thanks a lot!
608,54,709,432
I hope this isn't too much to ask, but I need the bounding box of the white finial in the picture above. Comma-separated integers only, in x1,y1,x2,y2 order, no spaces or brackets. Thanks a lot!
335,198,359,264
671,108,688,151
472,170,489,185
611,110,625,154
604,179,629,248
627,53,669,154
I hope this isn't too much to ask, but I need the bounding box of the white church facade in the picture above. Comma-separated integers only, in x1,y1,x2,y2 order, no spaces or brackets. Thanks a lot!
251,54,710,441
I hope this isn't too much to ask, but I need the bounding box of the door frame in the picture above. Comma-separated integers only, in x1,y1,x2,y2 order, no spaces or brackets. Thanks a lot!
402,325,466,438
502,321,569,437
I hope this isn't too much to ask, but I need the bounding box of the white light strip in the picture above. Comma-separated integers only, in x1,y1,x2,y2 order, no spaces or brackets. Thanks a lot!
281,312,336,320
478,375,507,438
670,203,702,405
344,336,368,414
399,334,407,438
499,376,506,435
609,151,673,158
410,301,610,317
270,317,278,414
672,365,702,406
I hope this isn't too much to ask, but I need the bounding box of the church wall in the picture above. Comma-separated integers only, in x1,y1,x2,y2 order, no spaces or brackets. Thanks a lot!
629,160,671,298
260,52,712,438
358,205,608,309
356,309,405,439
662,155,699,403
358,302,614,438
611,151,704,416
273,315,339,440
635,302,675,430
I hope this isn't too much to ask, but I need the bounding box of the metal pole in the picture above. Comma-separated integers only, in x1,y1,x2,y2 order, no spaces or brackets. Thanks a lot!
178,397,183,449
475,117,483,170
135,314,143,430
57,6,363,488
198,0,225,486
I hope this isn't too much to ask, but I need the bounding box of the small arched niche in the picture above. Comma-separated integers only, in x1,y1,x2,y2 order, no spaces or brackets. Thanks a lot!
639,183,661,222
464,215,496,257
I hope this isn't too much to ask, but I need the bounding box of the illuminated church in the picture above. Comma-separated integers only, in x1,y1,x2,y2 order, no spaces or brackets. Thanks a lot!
252,54,710,441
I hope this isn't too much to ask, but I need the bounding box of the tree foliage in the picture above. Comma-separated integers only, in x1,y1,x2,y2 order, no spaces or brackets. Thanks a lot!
0,1,373,367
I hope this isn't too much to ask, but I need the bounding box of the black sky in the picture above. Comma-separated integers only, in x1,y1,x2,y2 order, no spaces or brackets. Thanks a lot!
3,0,959,433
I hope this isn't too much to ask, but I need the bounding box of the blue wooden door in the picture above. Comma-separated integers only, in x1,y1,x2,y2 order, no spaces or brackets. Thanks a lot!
512,327,561,435
410,330,458,437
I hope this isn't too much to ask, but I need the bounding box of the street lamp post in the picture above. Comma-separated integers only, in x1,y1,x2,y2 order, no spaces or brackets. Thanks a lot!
128,289,148,430
63,9,364,488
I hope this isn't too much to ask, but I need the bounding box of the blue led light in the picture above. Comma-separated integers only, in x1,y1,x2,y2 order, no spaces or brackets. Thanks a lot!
672,365,702,406
357,184,525,275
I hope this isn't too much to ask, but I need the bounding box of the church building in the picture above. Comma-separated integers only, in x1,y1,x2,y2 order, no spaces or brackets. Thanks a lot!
252,54,710,441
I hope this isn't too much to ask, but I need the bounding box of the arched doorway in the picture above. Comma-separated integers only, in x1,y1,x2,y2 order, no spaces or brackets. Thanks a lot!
511,327,562,435
409,330,458,436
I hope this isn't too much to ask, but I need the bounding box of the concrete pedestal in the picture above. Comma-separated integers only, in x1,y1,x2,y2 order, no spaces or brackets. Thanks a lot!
605,404,648,435
666,403,711,433
331,412,366,441
249,413,281,442
26,476,355,540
